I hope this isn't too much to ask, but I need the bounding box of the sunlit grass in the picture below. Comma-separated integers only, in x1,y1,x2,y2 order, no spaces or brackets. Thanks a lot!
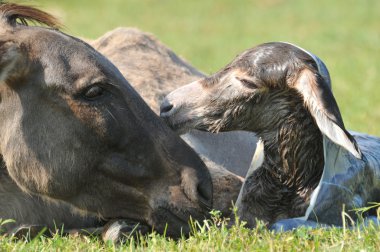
1,210,380,251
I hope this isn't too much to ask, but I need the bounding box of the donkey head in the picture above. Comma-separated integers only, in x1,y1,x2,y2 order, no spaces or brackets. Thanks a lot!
0,3,212,236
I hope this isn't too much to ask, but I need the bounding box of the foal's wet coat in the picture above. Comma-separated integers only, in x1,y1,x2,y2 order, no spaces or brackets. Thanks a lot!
161,42,380,227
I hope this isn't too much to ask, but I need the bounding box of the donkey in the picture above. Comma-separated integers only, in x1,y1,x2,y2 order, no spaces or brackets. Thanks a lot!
161,42,380,228
0,3,216,237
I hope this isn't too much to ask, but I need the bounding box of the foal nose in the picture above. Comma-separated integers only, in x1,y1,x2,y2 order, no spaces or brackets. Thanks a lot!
160,98,174,117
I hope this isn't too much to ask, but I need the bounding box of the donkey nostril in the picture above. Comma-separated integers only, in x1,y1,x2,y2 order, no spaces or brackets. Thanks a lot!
160,100,174,116
197,180,213,210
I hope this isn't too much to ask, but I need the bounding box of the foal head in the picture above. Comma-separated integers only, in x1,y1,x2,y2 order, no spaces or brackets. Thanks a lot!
161,42,361,159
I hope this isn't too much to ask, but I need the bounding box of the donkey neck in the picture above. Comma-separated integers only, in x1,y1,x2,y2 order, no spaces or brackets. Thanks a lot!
255,96,324,196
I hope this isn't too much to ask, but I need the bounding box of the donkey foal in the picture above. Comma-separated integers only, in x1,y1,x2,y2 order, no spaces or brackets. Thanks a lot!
161,42,380,228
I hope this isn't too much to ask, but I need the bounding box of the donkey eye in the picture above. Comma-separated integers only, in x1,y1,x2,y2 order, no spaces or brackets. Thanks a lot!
82,85,105,100
237,77,258,89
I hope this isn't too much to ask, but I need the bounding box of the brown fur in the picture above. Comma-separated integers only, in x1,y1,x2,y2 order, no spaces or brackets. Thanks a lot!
0,2,61,28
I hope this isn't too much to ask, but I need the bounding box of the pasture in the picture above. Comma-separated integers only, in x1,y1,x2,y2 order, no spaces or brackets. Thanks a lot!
1,0,380,250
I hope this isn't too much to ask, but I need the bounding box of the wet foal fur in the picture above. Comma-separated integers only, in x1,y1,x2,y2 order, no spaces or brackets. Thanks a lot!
161,42,362,226
0,3,214,237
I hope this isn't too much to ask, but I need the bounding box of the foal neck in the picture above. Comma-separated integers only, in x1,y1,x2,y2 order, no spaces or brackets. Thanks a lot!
256,95,324,198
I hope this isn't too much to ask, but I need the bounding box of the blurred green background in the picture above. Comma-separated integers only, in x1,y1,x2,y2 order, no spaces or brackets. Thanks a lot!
31,0,380,135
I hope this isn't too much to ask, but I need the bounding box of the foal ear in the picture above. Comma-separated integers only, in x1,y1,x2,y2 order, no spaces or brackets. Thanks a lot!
293,69,362,159
0,41,21,82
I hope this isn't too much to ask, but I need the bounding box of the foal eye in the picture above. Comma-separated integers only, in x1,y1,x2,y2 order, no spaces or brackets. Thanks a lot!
237,77,258,89
82,85,105,100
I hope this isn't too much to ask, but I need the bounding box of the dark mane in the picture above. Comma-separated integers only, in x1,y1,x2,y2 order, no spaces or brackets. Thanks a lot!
0,2,61,29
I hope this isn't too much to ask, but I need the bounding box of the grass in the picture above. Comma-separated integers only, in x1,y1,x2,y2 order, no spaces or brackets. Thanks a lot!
1,212,380,251
2,0,380,250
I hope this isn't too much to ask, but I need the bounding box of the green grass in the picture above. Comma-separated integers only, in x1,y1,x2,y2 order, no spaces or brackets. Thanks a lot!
2,0,380,250
1,213,380,251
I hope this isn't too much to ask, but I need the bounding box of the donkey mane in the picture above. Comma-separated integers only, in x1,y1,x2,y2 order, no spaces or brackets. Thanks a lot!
0,2,61,29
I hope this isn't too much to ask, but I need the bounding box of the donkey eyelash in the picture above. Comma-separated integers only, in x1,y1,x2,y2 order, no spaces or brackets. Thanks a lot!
78,82,110,101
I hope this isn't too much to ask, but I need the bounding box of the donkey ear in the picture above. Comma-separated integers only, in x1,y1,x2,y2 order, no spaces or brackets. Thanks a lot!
0,41,21,82
293,69,362,159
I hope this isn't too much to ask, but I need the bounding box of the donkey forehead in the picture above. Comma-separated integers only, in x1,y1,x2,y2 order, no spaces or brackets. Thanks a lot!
18,27,123,88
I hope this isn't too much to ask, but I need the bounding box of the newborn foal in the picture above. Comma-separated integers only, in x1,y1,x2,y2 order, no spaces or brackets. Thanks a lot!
161,42,362,226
